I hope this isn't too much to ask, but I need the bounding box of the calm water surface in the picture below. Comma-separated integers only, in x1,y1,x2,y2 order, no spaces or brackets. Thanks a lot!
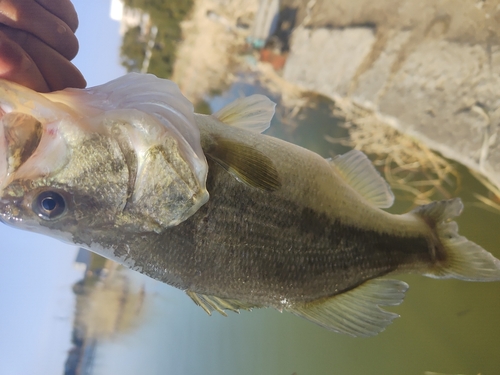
92,80,500,375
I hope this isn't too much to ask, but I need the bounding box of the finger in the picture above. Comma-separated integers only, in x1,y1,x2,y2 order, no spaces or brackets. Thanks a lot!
0,0,79,60
35,0,79,32
25,35,87,91
0,30,49,92
0,26,86,91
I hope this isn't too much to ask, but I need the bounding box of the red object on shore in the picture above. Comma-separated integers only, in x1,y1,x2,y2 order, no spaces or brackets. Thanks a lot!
260,48,287,70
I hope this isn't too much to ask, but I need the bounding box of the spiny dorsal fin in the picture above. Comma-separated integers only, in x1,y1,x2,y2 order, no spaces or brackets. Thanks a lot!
287,279,408,337
186,291,262,316
206,137,281,191
212,95,276,133
330,150,394,208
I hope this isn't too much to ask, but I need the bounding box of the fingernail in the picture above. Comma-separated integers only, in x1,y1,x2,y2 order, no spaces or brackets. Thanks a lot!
57,23,67,34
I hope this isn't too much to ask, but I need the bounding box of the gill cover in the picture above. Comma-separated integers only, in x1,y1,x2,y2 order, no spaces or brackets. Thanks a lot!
43,73,208,188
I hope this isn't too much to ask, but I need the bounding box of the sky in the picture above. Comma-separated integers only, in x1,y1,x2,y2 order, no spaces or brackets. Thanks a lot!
0,1,126,375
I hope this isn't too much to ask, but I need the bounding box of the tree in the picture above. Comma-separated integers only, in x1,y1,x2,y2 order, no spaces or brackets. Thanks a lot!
120,26,146,72
120,0,194,78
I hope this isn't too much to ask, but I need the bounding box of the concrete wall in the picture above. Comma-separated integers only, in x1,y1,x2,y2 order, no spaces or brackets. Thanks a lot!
282,0,500,188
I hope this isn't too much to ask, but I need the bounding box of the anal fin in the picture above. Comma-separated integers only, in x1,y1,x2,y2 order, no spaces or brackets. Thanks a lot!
287,279,408,337
186,291,262,317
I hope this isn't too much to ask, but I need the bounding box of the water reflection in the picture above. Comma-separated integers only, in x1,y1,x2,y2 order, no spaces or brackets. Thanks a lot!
65,254,146,374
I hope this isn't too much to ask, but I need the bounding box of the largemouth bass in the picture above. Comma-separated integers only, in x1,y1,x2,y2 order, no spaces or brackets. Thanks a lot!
1,73,499,337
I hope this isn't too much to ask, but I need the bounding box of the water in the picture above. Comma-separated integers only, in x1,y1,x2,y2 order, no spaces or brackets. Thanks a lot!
91,81,500,375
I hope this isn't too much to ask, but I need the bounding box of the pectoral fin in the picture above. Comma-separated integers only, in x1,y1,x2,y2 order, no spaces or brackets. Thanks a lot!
287,279,408,337
206,137,281,191
212,94,276,133
330,150,394,208
186,291,262,316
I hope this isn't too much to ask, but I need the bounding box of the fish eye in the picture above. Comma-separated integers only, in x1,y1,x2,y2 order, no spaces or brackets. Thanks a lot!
33,191,66,220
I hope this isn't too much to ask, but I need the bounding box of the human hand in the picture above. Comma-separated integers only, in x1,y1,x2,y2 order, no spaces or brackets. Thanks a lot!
0,0,86,92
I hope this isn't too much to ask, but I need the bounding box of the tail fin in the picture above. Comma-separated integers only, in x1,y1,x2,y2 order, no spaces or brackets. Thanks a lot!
412,198,500,281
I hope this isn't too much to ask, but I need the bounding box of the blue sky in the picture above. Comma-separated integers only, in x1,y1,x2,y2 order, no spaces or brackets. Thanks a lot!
0,1,125,374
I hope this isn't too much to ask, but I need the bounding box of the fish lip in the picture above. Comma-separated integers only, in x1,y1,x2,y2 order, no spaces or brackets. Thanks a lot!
0,199,15,226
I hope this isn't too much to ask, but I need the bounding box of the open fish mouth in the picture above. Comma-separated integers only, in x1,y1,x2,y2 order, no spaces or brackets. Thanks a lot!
1,110,43,172
0,77,82,193
0,106,64,192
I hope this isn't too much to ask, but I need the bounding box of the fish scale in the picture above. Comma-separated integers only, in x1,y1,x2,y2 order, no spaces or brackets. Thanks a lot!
150,157,430,306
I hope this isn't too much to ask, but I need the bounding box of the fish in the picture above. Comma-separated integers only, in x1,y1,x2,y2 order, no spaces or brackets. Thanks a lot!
0,73,499,337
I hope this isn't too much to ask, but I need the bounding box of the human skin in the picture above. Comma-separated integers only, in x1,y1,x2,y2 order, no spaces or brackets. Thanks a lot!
0,0,86,92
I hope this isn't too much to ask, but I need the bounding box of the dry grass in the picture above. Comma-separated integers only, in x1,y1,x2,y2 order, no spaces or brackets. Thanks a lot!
327,97,460,206
257,59,500,213
470,170,500,214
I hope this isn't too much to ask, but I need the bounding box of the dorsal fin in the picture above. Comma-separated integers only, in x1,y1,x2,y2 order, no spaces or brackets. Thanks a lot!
330,150,394,208
212,95,276,133
205,137,281,191
287,279,408,337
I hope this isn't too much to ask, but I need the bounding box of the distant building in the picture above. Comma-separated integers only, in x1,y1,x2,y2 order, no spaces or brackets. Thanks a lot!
109,0,151,36
109,0,124,21
74,248,92,273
